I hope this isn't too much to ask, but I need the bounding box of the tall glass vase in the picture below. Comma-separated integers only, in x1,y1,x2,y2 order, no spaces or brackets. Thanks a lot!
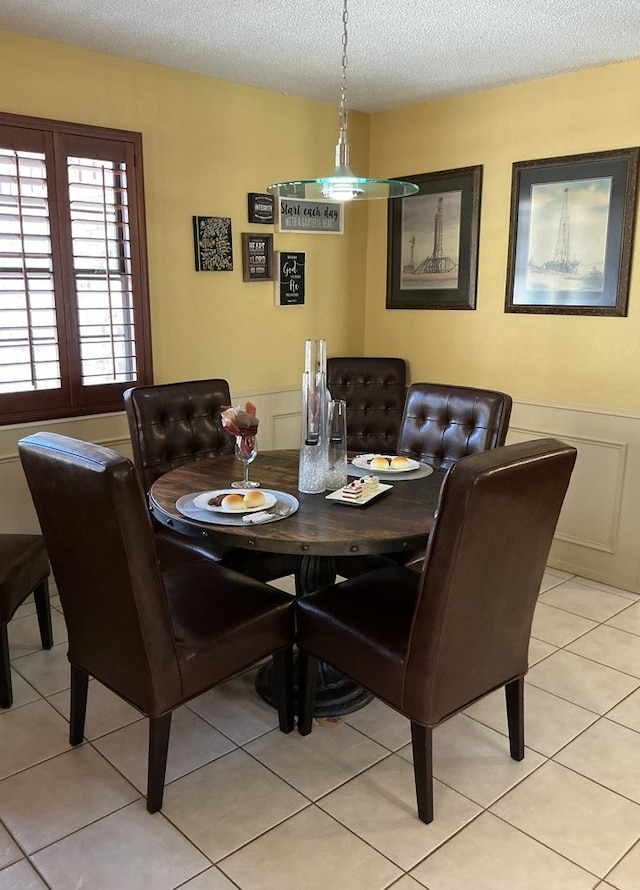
298,339,329,493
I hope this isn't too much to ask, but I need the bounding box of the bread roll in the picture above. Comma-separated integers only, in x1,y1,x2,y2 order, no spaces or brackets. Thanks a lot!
243,489,266,509
390,456,410,469
370,456,390,470
222,493,246,511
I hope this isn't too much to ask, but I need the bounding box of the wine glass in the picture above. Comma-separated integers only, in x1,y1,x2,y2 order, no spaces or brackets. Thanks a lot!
231,434,260,488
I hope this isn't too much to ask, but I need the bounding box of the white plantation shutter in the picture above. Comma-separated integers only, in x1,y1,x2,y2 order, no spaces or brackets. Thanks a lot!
68,155,137,386
0,145,61,393
0,115,152,425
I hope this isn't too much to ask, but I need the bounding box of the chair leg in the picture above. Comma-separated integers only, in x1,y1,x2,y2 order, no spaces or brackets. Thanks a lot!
411,722,434,824
69,664,89,745
34,578,53,650
505,677,525,761
0,624,12,708
147,713,172,813
297,652,318,736
272,646,295,734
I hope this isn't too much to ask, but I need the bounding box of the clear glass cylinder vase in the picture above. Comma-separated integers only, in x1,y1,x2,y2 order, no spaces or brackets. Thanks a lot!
298,339,329,494
325,399,348,490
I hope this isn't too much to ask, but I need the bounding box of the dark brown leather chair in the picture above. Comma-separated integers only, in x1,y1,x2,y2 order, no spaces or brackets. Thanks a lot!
396,382,512,470
0,535,52,708
123,379,300,583
18,432,295,813
326,357,407,454
337,381,513,577
297,439,577,823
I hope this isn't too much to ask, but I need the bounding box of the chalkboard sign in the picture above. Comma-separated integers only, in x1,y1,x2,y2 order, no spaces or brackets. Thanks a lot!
276,198,343,234
275,252,305,306
242,233,274,281
248,193,274,224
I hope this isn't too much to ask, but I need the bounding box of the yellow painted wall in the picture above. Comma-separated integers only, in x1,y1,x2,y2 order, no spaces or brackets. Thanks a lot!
3,29,640,415
0,29,370,391
365,60,640,413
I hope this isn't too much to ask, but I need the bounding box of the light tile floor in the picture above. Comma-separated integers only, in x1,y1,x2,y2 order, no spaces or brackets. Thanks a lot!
2,570,640,889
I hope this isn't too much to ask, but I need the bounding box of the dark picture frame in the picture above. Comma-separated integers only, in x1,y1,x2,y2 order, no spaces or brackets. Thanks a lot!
192,216,233,272
505,147,639,316
241,233,274,282
386,165,482,310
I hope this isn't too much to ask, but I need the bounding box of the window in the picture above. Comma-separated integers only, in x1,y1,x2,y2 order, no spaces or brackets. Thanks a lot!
0,112,152,425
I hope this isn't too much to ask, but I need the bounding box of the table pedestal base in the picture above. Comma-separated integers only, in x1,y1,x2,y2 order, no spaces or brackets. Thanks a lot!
256,553,373,718
255,655,373,718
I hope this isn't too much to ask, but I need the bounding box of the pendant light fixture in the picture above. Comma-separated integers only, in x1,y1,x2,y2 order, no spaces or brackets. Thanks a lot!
266,0,418,202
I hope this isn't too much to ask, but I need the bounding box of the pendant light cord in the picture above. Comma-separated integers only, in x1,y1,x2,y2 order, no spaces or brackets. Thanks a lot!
339,0,349,139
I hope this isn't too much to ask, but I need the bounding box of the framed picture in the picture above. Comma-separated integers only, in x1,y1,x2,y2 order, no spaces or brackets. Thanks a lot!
247,193,274,225
276,197,343,234
275,251,305,306
386,165,482,310
241,233,274,282
505,148,639,316
192,216,233,271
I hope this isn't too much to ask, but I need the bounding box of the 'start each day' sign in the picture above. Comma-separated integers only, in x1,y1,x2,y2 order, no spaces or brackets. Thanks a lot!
275,252,305,306
276,198,343,234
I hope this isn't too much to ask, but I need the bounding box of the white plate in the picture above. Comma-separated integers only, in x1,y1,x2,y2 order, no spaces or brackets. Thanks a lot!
325,482,392,507
351,454,421,474
193,489,277,514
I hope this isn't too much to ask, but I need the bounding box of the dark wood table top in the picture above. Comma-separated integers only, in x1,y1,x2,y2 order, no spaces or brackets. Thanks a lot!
149,449,445,558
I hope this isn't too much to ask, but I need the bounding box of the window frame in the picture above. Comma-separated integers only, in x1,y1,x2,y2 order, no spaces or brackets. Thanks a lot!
0,111,153,425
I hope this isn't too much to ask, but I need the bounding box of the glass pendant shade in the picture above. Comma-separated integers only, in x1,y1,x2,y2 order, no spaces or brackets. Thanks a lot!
266,0,419,203
267,146,418,201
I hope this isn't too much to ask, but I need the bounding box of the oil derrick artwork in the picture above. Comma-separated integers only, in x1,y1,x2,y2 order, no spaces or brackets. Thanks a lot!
525,181,607,294
401,192,461,290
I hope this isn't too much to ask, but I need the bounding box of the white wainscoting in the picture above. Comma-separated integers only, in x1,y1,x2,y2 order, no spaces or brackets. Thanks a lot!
2,390,640,593
507,401,640,594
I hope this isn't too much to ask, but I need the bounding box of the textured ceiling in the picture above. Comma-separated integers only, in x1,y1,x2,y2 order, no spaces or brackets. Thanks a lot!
2,0,640,113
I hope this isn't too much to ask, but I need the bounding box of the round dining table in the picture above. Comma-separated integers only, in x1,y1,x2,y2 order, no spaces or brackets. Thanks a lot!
149,449,445,716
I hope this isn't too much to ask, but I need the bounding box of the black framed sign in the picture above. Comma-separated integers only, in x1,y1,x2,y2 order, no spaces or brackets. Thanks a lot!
386,165,482,310
241,233,274,281
505,147,639,316
248,193,274,225
275,252,305,305
192,216,233,271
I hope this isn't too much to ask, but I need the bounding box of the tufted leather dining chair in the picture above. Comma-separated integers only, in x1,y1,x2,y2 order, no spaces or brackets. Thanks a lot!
396,382,512,470
326,357,407,454
297,439,577,823
123,379,300,583
336,381,513,578
18,432,295,813
0,534,52,708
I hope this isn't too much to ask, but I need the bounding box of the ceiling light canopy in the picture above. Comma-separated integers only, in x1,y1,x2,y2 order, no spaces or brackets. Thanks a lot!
266,0,418,203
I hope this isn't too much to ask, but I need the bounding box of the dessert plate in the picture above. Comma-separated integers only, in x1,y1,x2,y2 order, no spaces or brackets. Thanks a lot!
325,482,392,507
351,455,421,474
193,489,277,514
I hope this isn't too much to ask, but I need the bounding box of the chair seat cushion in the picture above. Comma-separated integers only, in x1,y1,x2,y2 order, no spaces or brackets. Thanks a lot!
162,559,294,699
154,527,300,582
297,564,421,709
0,535,50,623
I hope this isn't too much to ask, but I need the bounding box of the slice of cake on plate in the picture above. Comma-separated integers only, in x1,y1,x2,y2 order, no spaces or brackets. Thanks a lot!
341,480,365,500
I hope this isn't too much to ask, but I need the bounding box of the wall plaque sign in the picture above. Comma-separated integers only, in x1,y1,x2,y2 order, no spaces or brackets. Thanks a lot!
242,233,274,281
248,193,274,225
275,252,305,305
276,198,343,234
192,216,233,271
